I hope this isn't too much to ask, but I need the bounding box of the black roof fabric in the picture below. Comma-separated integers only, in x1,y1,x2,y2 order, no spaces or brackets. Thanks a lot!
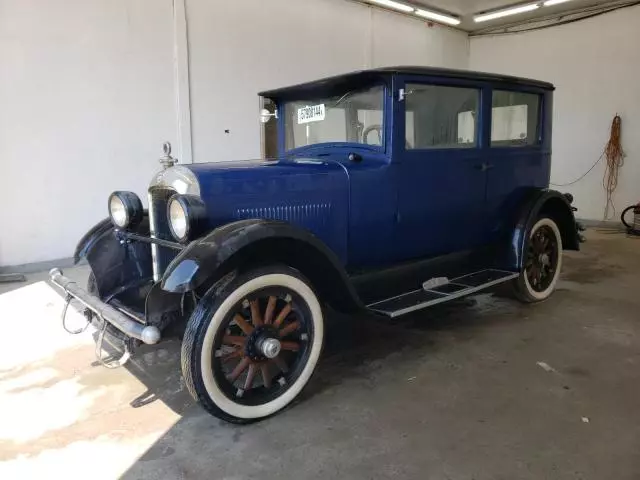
259,66,554,100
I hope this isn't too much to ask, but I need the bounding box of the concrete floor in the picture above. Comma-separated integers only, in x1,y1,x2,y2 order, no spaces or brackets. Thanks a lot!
1,229,640,479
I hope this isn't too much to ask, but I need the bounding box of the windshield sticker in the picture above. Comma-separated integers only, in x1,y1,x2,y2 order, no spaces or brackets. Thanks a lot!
297,104,326,124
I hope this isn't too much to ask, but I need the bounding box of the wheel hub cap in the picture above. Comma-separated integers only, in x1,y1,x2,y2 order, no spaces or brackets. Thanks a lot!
259,338,281,359
245,325,283,361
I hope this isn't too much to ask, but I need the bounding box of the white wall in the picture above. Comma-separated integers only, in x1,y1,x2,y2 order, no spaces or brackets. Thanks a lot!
0,0,469,267
186,0,469,162
0,0,177,267
470,6,640,221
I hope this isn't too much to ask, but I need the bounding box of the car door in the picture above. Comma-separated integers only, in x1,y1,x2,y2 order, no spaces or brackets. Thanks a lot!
485,87,550,239
394,77,489,261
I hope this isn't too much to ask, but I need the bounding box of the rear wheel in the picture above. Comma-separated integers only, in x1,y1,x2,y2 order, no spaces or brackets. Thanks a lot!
512,217,563,303
181,266,324,423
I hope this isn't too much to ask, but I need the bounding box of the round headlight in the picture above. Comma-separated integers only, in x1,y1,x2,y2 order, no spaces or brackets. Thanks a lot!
168,198,188,241
167,194,207,243
108,191,143,229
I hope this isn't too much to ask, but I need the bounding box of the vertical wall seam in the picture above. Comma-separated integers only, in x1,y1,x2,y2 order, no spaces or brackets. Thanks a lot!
173,0,194,163
368,6,375,68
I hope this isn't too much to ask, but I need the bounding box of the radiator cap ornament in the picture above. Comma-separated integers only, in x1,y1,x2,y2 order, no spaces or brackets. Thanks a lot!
159,141,177,169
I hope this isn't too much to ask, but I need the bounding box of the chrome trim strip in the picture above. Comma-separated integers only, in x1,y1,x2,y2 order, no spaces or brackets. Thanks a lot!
49,268,161,345
119,231,184,250
368,270,519,318
148,192,161,282
454,269,518,280
367,288,444,307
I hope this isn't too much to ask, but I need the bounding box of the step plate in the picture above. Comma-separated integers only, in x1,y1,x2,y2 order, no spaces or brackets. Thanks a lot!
368,269,519,318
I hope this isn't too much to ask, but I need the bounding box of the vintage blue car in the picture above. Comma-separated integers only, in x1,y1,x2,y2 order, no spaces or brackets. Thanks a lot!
50,67,580,423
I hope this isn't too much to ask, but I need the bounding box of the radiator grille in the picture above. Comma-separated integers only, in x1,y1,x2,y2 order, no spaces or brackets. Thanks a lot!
149,188,178,281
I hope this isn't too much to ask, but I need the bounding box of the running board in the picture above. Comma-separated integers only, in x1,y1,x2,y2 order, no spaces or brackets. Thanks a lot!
367,269,519,318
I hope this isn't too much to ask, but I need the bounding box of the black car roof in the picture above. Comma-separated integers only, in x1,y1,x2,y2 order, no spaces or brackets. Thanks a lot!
259,66,554,100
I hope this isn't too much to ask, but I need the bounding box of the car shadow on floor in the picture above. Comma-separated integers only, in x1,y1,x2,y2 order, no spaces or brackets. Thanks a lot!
112,290,521,418
114,290,529,479
303,291,523,400
109,288,523,450
97,335,194,416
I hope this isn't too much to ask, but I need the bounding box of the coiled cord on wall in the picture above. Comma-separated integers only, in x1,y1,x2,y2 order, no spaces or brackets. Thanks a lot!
551,115,624,219
602,115,624,219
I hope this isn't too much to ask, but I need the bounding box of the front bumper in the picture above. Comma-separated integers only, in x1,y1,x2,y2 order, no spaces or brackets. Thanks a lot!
49,268,161,345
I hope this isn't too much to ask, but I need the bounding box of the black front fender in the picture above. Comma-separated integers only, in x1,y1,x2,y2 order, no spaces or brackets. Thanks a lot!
507,189,579,270
75,212,151,264
161,219,364,313
73,216,153,298
74,218,113,264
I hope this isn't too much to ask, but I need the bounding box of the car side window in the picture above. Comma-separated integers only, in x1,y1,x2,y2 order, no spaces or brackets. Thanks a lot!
405,84,479,149
491,90,541,146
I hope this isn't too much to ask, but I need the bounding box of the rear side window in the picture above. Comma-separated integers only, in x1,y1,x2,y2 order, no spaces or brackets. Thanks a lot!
405,84,479,149
491,90,541,146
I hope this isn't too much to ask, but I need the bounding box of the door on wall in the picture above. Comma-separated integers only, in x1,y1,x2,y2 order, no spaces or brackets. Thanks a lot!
395,78,489,261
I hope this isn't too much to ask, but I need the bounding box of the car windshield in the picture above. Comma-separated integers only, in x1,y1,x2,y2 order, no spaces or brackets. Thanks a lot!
283,85,384,151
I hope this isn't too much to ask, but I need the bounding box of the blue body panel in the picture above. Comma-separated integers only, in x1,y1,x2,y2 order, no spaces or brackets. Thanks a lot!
483,87,553,239
391,75,554,258
286,147,398,268
180,67,558,273
185,159,349,264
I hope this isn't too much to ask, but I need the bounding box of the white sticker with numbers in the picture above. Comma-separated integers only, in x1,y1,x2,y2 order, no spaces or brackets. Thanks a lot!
297,104,326,124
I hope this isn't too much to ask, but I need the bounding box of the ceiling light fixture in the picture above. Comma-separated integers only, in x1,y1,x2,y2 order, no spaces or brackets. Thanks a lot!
543,0,573,6
414,8,461,25
367,0,415,13
474,3,539,22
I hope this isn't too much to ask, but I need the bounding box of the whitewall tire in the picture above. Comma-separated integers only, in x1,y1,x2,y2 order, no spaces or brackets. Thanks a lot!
512,217,563,303
181,266,324,423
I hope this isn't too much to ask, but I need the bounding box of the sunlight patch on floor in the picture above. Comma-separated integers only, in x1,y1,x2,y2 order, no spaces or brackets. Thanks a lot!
0,277,184,477
1,433,167,480
0,281,94,370
1,376,109,443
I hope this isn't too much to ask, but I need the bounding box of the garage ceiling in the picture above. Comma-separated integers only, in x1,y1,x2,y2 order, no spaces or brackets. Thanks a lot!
358,0,629,31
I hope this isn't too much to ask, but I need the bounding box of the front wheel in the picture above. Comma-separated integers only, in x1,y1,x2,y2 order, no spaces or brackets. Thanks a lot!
512,217,563,303
181,266,324,423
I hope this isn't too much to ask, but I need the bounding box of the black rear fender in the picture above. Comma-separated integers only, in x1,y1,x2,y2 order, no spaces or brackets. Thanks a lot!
161,219,363,314
506,189,579,271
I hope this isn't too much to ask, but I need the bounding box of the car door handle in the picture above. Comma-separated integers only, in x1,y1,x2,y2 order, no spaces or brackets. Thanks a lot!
474,162,494,172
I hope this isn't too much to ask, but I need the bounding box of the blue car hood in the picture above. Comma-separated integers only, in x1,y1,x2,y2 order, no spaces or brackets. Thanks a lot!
183,158,349,262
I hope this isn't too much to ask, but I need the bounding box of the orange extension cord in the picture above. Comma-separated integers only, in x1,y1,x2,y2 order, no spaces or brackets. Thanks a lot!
602,115,625,220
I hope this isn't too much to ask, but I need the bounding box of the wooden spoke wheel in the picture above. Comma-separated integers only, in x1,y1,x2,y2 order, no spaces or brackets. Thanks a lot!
214,289,312,405
525,223,559,293
512,217,563,303
181,267,324,423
